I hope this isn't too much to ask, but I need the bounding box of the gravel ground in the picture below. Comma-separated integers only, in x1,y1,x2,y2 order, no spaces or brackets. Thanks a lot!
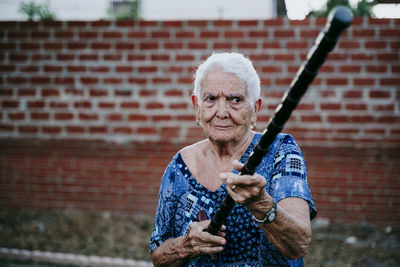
0,208,399,266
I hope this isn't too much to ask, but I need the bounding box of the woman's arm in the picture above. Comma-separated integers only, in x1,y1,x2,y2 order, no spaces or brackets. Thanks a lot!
221,161,312,259
248,193,311,259
151,220,226,267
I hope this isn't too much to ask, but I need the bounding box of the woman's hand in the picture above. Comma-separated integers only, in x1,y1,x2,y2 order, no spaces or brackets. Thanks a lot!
220,160,269,204
181,220,226,257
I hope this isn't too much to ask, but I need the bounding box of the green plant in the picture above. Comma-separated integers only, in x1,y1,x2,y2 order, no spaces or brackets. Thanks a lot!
19,1,57,21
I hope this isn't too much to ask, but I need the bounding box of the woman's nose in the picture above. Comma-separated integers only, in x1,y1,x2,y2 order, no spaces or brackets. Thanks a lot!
216,99,229,118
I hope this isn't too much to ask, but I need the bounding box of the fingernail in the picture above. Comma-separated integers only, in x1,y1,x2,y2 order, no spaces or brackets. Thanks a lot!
219,173,227,179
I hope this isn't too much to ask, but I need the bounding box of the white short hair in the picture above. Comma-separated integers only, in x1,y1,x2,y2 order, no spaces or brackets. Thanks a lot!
193,52,261,106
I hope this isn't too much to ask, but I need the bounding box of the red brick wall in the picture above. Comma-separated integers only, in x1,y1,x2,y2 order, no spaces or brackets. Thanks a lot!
0,18,399,226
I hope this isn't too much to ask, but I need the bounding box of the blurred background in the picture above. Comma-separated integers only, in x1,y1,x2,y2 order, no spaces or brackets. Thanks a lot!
0,0,399,266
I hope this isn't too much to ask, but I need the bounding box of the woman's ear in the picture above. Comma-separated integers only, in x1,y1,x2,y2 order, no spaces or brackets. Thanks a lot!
191,94,198,109
254,98,262,113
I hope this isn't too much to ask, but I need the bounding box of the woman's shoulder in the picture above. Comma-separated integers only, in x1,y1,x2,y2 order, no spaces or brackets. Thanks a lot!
180,139,208,159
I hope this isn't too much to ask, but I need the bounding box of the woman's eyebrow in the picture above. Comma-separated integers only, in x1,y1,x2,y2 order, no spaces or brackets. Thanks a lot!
226,93,245,100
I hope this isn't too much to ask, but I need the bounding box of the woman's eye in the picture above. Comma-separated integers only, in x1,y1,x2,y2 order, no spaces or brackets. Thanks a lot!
231,97,242,103
205,96,216,102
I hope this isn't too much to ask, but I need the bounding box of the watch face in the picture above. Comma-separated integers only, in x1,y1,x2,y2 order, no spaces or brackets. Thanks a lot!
269,212,276,222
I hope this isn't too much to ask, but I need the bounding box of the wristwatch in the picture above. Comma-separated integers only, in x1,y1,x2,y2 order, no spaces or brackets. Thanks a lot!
252,198,277,227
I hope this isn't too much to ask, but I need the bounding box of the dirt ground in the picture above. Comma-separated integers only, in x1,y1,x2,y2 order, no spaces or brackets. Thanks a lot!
0,208,399,266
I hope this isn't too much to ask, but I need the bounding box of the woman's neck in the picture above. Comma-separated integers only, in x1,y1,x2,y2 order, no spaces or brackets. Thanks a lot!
208,130,254,163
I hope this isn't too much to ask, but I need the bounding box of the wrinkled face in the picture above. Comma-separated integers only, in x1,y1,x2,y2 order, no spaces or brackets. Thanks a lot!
194,68,257,145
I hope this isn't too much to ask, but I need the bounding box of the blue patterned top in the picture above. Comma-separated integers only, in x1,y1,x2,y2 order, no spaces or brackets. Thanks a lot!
150,133,317,266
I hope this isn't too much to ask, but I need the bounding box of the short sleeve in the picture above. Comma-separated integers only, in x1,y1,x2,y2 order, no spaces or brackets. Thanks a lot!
149,161,178,252
269,135,317,220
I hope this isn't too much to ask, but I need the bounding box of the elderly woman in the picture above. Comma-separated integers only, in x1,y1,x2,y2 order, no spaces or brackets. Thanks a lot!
150,52,316,266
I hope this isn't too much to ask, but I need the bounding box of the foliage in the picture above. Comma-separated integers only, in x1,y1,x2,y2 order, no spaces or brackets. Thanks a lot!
19,1,57,21
307,0,377,17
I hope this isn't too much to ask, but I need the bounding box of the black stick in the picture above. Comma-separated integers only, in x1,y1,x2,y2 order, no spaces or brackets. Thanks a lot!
206,6,353,235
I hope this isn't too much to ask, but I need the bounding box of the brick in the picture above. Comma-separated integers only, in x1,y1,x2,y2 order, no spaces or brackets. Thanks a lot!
103,78,123,85
89,126,108,134
164,42,183,49
200,31,218,38
353,78,375,86
54,77,74,85
98,102,115,109
121,102,140,109
339,65,361,73
55,113,73,120
103,54,122,61
89,89,108,97
74,101,92,108
353,29,375,37
18,125,38,133
67,42,86,50
116,66,134,72
345,104,367,111
79,113,98,120
137,127,157,134
27,101,45,108
114,90,132,97
113,127,133,134
327,115,350,123
66,126,85,134
79,31,98,38
274,54,294,61
264,18,284,26
369,90,391,99
365,41,386,49
188,42,207,49
55,31,74,38
366,65,387,73
339,41,360,49
151,54,170,61
107,114,123,121
238,42,258,49
326,78,348,86
79,54,98,61
377,53,399,61
145,102,164,109
127,31,146,38
301,115,321,122
80,77,99,85
0,124,14,132
274,30,294,38
213,43,233,50
116,20,135,27
153,115,172,121
91,42,111,50
213,20,233,27
225,31,244,38
380,29,400,37
44,65,62,72
287,42,308,49
140,42,159,50
128,114,147,121
20,65,39,73
379,78,400,86
42,126,61,134
17,89,36,96
41,89,59,97
8,112,25,120
128,78,146,84
116,43,135,50
138,66,157,73
103,31,123,38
